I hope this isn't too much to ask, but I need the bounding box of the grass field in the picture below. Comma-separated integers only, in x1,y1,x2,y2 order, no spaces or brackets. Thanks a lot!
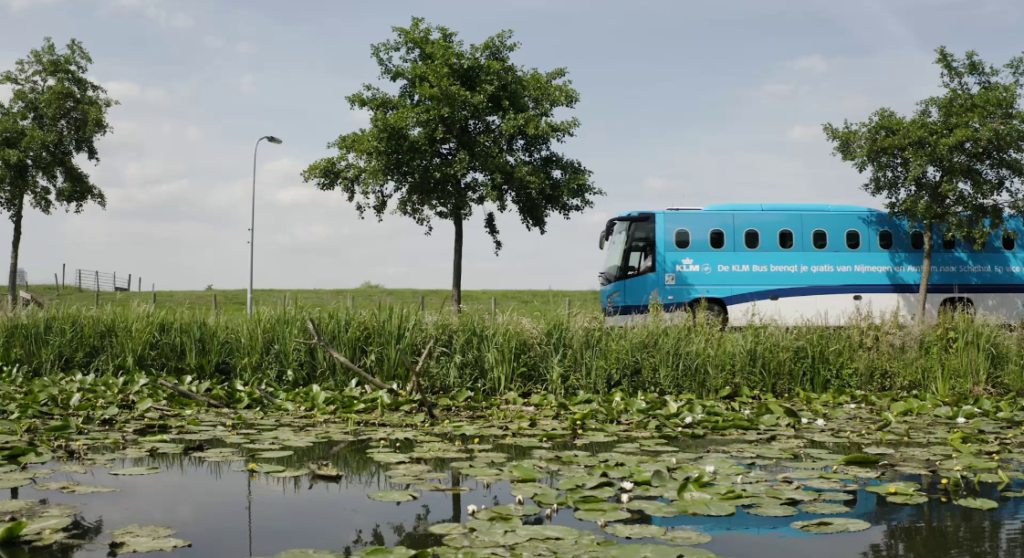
10,285,602,316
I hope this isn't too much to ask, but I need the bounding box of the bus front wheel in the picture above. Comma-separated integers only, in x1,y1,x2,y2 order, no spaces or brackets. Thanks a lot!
692,300,728,328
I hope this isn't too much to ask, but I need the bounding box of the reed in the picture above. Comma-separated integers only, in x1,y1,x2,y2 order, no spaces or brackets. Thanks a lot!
1,304,1022,397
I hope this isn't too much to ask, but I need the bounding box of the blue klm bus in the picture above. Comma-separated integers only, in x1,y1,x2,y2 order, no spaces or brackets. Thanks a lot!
598,204,1024,325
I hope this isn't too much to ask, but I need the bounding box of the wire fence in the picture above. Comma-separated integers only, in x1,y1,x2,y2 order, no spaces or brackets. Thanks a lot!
75,269,133,292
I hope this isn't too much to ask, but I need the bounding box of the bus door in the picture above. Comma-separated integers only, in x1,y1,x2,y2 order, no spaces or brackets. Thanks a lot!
621,217,658,309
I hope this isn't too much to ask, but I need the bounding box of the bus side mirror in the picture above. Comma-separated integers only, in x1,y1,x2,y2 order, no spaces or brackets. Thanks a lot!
599,230,606,250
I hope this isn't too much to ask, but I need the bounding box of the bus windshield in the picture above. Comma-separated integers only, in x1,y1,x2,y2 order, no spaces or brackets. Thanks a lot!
600,221,630,286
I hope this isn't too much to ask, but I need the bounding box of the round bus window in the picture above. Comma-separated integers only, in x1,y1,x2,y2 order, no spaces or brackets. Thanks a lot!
910,230,924,250
709,229,725,250
878,230,893,250
744,229,760,250
812,229,827,250
846,230,861,250
674,229,690,250
942,235,956,250
1004,233,1016,251
778,229,794,250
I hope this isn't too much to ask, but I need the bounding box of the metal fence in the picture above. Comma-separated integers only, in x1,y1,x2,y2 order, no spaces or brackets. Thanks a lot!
75,269,133,292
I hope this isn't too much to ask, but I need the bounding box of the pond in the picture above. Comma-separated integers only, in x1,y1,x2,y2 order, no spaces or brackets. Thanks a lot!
4,412,1024,558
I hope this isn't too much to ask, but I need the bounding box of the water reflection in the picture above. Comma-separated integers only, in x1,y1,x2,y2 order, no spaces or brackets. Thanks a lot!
2,437,1023,558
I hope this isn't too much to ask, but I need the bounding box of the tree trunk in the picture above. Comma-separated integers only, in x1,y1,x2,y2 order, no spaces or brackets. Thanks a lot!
7,195,24,311
451,216,463,313
916,225,933,326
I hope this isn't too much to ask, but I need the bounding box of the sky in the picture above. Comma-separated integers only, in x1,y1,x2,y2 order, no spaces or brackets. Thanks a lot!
0,0,1022,291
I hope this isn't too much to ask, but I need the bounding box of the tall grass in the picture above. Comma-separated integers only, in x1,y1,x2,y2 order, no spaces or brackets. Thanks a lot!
2,304,1023,397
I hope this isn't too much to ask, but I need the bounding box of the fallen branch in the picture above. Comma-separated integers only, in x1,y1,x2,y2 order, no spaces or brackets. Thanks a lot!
297,318,440,418
405,340,436,419
295,318,393,392
156,379,226,409
256,385,280,406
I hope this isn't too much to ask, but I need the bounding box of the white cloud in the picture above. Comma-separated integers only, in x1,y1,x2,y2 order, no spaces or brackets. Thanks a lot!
203,36,226,49
756,82,799,99
1,0,60,12
235,42,257,55
644,177,676,191
102,80,167,103
351,108,371,126
239,75,257,95
788,125,824,141
791,54,829,73
111,0,194,28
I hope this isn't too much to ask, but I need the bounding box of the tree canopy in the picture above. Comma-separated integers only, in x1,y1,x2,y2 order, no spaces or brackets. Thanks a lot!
302,17,601,308
824,46,1024,322
0,37,115,307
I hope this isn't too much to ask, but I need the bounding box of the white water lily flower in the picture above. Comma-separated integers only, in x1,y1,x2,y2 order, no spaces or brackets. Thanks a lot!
621,481,635,491
467,505,478,515
956,417,968,424
683,416,693,425
847,404,857,409
552,503,559,513
516,495,524,505
598,519,608,528
801,418,810,425
815,418,827,427
671,458,677,465
741,409,751,417
695,414,704,420
704,465,716,475
620,493,631,504
736,475,744,484
614,396,622,402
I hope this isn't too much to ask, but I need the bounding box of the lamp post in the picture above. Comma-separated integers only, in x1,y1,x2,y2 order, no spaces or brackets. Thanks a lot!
248,135,282,318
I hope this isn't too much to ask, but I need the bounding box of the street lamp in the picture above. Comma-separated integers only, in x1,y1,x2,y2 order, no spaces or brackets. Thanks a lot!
248,135,283,318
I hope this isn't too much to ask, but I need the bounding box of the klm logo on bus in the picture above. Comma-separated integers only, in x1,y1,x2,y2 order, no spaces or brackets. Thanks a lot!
676,258,700,273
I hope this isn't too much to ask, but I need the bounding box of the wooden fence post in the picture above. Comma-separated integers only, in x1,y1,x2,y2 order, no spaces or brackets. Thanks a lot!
151,284,156,306
212,293,218,314
77,269,81,291
61,263,65,289
138,277,141,292
54,273,59,293
127,274,131,293
94,270,99,292
491,296,496,323
419,295,425,313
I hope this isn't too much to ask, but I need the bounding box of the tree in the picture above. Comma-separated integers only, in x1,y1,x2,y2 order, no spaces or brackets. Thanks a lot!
0,38,115,308
824,47,1024,324
302,18,600,310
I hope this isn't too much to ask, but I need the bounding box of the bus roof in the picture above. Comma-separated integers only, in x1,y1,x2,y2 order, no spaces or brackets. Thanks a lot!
617,204,885,216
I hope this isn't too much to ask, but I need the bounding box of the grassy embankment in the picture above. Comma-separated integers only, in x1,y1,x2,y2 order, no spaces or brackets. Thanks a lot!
12,285,601,316
0,301,1020,398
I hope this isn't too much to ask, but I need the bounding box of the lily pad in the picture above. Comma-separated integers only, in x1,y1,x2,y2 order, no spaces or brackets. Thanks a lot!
745,505,798,517
887,494,928,505
797,503,851,515
110,525,178,541
608,543,717,558
112,537,192,554
428,523,470,535
109,467,161,476
254,450,295,459
603,524,666,539
657,529,712,546
62,484,120,495
573,509,631,522
367,490,419,502
790,517,872,534
269,469,310,478
490,504,540,517
515,525,583,540
955,497,998,510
